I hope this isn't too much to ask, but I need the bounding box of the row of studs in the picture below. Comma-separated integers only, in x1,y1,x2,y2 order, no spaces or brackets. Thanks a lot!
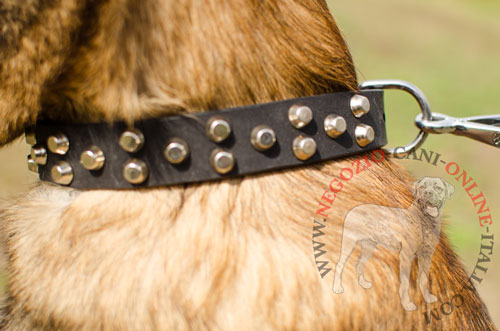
26,94,373,185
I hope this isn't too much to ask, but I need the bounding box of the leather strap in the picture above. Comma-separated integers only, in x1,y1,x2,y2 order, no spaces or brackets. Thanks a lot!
33,90,387,189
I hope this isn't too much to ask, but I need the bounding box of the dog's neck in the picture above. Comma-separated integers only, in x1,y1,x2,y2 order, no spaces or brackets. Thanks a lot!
2,1,371,190
2,1,358,144
2,0,377,188
39,0,358,127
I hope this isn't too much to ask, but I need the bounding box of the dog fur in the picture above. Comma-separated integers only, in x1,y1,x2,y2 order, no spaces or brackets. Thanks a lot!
0,0,496,330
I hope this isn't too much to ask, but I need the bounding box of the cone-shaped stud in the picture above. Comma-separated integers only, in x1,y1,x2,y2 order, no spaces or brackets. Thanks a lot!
250,125,276,151
206,117,231,143
123,159,149,184
119,129,145,153
288,105,313,129
47,133,70,155
51,161,74,185
210,148,235,174
25,129,36,145
350,95,370,118
27,155,38,173
31,145,47,165
164,138,190,164
80,146,106,170
355,124,375,147
292,135,317,160
324,115,347,138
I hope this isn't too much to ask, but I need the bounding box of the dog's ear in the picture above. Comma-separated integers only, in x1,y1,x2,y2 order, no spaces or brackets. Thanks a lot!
411,178,424,197
0,1,92,147
441,178,455,200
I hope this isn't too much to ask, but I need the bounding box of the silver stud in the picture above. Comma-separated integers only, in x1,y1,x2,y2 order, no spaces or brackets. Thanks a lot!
288,105,313,129
50,161,74,185
324,115,347,138
31,145,47,165
47,133,70,155
210,148,235,174
164,138,190,164
206,117,231,143
80,146,105,171
250,125,276,151
25,129,36,145
355,124,375,147
350,95,370,118
119,129,145,153
292,135,317,160
123,159,149,184
27,155,38,173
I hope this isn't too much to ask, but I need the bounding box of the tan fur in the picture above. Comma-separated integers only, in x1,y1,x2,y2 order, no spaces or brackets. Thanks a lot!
0,0,496,330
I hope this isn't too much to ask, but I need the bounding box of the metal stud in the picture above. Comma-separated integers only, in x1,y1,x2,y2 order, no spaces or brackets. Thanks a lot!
350,95,370,118
50,161,74,185
31,145,47,165
123,159,149,184
250,125,276,151
119,129,145,153
25,129,36,145
80,146,105,171
355,124,375,147
206,117,231,143
164,138,190,164
210,148,235,174
47,133,70,155
292,135,317,161
288,105,313,129
324,115,347,138
27,155,38,173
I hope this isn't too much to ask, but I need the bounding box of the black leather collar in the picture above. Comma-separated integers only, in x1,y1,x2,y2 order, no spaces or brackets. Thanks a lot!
27,90,387,189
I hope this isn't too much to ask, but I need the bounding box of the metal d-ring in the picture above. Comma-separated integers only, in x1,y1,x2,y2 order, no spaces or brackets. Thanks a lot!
360,80,432,157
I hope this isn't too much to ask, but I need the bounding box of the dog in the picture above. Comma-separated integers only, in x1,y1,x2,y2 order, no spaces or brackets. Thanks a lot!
0,0,496,330
333,177,454,311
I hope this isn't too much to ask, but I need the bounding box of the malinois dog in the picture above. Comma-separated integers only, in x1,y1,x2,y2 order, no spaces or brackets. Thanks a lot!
0,0,495,329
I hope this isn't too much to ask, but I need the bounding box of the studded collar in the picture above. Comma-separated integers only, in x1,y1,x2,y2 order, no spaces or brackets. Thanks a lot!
26,89,387,189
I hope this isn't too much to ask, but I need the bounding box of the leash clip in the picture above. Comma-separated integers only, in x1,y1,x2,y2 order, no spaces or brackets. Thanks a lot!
415,113,500,148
